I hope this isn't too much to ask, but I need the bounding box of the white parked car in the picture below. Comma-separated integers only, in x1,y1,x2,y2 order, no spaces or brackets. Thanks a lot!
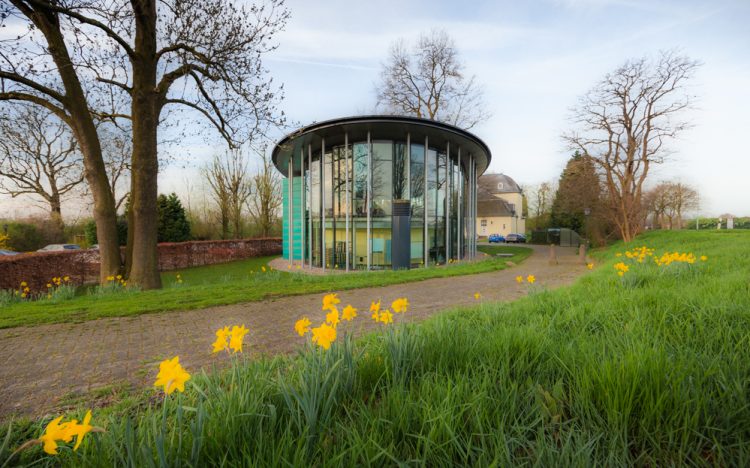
37,244,82,252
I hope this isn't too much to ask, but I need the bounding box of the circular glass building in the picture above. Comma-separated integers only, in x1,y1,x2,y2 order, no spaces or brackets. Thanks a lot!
272,115,491,270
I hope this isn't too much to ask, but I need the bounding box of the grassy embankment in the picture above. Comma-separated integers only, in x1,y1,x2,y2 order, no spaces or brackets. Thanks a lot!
3,230,749,466
0,245,531,328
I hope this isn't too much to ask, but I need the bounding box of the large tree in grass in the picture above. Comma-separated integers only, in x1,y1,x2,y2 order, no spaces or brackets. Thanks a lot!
564,51,700,242
1,0,289,289
0,1,122,283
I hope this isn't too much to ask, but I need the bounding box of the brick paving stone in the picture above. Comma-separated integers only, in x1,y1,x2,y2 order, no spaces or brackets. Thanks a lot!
0,245,586,421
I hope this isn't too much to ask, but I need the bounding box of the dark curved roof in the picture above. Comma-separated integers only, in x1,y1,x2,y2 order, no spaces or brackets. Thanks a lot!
272,115,492,176
478,173,522,194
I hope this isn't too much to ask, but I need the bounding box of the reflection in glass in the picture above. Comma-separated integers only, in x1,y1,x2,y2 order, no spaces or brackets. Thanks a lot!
297,138,477,268
410,144,425,265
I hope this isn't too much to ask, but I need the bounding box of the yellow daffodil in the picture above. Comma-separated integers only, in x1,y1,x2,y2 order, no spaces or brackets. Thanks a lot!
391,297,409,313
23,287,30,293
515,275,523,283
70,411,93,450
211,326,230,353
39,416,73,455
229,325,249,353
20,281,27,287
379,310,394,324
63,276,70,282
38,411,95,455
342,305,357,321
617,271,624,277
615,253,622,257
614,262,629,273
587,263,593,270
47,283,52,288
322,293,341,311
370,300,381,321
700,255,707,261
154,356,191,395
474,292,481,300
311,322,337,349
527,275,536,284
295,317,312,336
261,266,266,272
325,308,340,327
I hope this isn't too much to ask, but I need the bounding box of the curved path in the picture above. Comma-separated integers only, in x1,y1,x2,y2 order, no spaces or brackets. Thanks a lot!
0,245,587,420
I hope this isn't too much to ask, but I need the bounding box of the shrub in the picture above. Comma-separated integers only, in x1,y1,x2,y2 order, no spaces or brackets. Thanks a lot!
158,193,191,242
3,222,44,252
84,217,128,246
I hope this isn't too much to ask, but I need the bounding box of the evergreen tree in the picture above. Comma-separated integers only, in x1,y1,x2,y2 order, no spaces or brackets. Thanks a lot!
550,152,605,239
157,193,192,243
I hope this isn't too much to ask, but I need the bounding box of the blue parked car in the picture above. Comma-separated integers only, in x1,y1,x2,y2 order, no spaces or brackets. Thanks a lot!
488,233,505,243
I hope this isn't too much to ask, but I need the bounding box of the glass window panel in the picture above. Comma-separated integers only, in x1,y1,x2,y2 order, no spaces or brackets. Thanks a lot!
371,141,392,217
410,144,425,265
371,141,392,268
352,142,368,217
393,142,408,200
310,154,321,266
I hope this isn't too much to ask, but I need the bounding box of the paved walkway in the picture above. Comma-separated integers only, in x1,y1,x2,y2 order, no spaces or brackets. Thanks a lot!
0,245,587,420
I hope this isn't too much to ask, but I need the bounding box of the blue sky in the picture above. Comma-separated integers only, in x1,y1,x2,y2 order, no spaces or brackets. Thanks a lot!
1,0,748,219
224,0,747,216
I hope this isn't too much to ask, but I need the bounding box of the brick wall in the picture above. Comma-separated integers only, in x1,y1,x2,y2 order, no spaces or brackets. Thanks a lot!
0,238,281,292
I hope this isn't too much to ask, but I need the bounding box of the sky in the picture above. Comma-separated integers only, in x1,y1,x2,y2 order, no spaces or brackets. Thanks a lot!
1,0,748,219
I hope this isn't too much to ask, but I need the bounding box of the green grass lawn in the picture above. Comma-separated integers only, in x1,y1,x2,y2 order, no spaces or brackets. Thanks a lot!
3,230,749,466
0,245,531,329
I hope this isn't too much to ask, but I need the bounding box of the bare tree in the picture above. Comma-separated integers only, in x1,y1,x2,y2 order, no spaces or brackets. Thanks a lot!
248,149,281,237
0,106,84,237
1,0,289,288
203,150,253,239
564,51,700,242
525,182,555,230
376,29,490,130
1,2,124,282
645,181,700,229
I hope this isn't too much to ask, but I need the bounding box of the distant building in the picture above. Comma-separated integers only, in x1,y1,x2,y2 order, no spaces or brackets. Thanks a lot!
476,173,526,237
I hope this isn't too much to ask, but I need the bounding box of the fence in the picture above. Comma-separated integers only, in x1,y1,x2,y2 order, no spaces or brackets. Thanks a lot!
0,238,281,292
531,228,582,247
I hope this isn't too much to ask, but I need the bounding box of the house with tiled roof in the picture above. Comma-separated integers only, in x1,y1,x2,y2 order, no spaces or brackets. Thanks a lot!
475,173,526,238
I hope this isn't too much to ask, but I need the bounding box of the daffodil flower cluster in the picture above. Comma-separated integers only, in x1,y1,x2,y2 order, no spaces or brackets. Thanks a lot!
614,262,630,276
105,274,127,287
515,275,536,284
212,325,250,354
613,246,708,277
653,251,701,266
16,280,31,298
295,293,409,350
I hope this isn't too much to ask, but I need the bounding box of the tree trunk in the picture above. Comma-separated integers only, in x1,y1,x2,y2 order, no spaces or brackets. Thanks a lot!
36,8,121,282
128,1,162,289
49,192,65,241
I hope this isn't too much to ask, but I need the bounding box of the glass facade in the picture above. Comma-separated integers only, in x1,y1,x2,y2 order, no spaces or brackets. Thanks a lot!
281,127,483,270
